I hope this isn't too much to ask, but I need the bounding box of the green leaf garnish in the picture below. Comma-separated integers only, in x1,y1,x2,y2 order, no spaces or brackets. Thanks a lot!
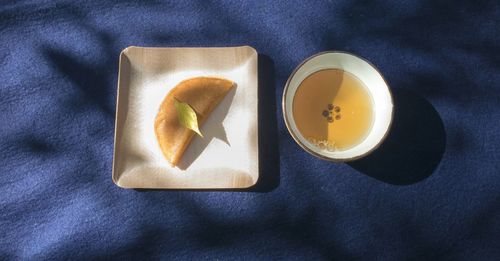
174,98,203,137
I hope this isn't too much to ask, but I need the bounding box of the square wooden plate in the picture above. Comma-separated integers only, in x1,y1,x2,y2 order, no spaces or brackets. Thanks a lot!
112,46,259,189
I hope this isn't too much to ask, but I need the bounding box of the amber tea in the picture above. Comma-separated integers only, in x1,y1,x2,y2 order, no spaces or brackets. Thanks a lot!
292,69,373,151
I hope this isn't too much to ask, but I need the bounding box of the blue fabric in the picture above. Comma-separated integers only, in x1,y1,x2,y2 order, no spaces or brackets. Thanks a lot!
1,0,500,260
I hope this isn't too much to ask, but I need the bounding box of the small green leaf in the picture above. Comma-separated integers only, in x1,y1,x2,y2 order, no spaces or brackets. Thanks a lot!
174,98,203,137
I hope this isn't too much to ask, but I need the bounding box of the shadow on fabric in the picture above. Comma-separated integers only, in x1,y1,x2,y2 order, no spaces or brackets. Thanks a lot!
250,54,280,192
348,88,446,185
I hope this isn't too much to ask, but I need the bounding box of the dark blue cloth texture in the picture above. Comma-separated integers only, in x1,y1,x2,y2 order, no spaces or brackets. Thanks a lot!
1,0,500,260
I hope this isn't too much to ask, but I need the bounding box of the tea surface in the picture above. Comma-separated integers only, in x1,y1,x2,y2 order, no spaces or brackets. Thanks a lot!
293,69,373,151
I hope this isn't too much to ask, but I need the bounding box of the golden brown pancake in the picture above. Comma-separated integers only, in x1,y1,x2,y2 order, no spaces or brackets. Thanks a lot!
154,77,234,166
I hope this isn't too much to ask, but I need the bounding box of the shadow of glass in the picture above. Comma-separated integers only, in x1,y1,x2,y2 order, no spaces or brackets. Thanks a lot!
177,86,237,170
348,88,446,185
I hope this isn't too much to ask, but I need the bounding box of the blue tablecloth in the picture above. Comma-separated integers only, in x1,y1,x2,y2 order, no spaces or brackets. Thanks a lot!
1,1,499,259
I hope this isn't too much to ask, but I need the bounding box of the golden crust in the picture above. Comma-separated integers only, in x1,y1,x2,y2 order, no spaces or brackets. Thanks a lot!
154,77,234,166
